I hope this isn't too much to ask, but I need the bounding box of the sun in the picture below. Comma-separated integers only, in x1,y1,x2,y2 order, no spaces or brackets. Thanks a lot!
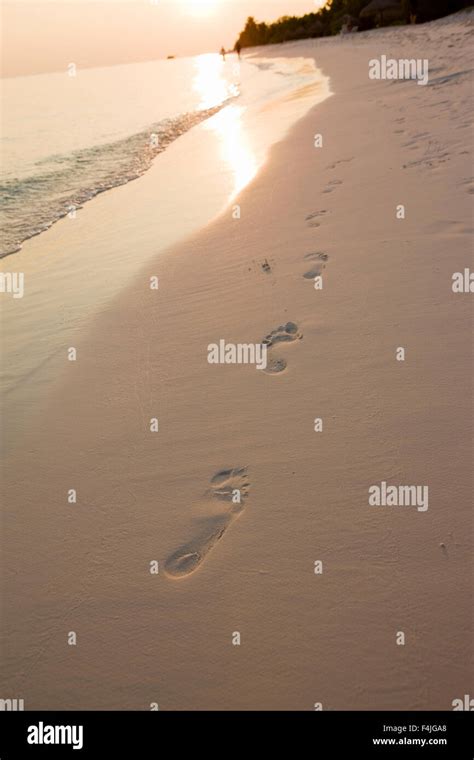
181,0,219,18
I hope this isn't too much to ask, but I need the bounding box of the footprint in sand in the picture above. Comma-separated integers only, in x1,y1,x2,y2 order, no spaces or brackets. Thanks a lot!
303,251,329,280
325,157,353,170
164,468,250,579
460,176,474,194
261,321,302,374
305,210,329,228
323,179,343,194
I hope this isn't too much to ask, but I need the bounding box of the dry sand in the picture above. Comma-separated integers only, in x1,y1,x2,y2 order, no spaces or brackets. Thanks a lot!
1,13,473,710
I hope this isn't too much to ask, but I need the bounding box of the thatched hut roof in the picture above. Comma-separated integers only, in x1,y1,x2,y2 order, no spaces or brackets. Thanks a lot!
360,0,401,17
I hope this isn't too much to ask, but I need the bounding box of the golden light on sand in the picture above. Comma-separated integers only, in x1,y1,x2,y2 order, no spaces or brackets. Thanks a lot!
193,54,256,197
204,104,258,199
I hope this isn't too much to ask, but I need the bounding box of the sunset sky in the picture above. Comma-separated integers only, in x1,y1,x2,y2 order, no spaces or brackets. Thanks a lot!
2,1,327,77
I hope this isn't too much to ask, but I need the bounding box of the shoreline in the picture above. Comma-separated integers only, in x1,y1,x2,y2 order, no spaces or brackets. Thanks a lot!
1,15,472,709
0,54,331,452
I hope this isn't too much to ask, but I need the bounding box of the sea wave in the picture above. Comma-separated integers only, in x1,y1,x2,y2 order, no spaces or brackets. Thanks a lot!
0,103,228,258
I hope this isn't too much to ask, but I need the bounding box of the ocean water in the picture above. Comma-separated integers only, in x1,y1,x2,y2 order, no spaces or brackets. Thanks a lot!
1,53,328,258
1,51,330,448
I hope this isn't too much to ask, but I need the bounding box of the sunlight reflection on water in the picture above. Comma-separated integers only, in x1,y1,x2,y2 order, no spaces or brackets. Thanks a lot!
193,54,257,199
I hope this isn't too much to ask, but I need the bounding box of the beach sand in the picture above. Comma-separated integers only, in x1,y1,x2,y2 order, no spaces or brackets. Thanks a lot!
1,13,472,710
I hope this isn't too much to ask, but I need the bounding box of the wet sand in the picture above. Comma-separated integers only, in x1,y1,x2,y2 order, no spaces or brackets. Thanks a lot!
1,13,472,709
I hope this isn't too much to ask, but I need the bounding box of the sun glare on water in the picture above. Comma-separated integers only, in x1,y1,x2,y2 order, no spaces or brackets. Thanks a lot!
193,54,258,198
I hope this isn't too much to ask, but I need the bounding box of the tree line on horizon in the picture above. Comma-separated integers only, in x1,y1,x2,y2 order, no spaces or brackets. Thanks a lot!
234,0,473,48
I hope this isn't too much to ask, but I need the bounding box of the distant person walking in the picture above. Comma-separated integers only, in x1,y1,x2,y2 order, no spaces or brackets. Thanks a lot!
235,42,241,59
220,47,226,61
